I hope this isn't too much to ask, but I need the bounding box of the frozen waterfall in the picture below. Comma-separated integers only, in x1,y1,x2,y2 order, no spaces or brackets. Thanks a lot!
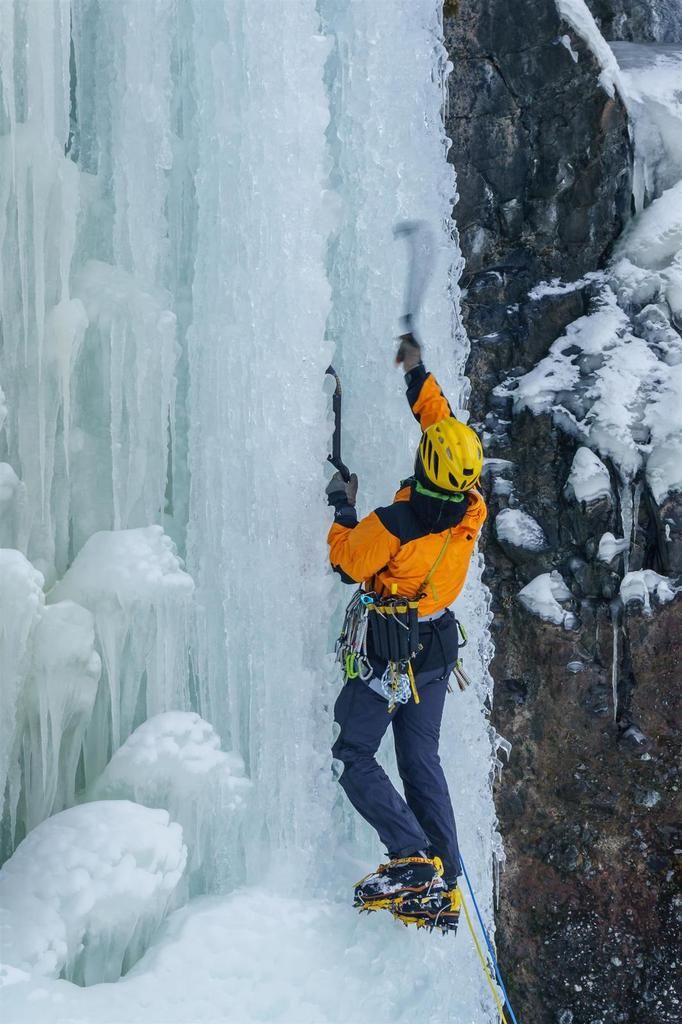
0,2,499,1022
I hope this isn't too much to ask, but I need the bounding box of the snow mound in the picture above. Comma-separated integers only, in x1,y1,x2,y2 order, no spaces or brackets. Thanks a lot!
0,801,186,985
620,570,679,613
90,712,251,893
555,0,624,98
565,447,613,504
48,527,195,784
20,601,101,835
519,571,577,628
0,550,44,817
597,532,629,563
0,886,490,1024
494,508,548,551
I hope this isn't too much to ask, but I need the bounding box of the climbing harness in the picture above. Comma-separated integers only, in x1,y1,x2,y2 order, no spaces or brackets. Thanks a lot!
335,532,454,711
460,854,520,1024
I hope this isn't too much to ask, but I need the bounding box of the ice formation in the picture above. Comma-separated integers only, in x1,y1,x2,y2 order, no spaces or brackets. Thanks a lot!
0,550,45,831
0,801,186,985
494,508,549,552
19,601,100,835
611,44,682,209
89,712,251,893
0,2,499,1021
519,571,578,629
48,527,194,784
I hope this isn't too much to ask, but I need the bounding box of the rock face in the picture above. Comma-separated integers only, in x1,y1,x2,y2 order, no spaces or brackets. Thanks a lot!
587,0,682,42
444,3,681,1022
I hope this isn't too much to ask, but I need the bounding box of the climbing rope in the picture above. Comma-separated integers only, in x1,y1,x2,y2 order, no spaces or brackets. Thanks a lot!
461,892,508,1024
460,855,520,1024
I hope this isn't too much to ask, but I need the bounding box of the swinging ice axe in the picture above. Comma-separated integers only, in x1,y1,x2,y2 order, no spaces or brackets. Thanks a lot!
325,365,351,482
393,220,436,337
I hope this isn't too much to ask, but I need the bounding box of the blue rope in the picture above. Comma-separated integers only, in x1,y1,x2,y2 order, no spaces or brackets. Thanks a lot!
460,855,520,1024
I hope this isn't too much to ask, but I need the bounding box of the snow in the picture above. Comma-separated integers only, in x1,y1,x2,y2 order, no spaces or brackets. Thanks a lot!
494,508,548,551
597,532,629,563
620,570,679,613
518,571,578,628
555,0,624,98
89,713,251,894
49,527,194,784
528,271,603,300
0,886,492,1024
559,34,579,64
511,276,682,502
0,801,186,985
565,447,613,504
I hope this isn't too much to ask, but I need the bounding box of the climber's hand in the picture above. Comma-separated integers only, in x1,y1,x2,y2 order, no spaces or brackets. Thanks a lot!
395,332,422,372
326,471,358,508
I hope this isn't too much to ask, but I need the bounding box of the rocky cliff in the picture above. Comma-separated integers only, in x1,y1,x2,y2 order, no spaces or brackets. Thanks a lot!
444,2,681,1021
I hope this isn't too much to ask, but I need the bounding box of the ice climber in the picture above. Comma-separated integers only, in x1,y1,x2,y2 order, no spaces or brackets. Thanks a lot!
326,331,486,932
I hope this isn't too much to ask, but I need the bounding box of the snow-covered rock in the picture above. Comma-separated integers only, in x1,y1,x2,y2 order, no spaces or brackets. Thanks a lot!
518,571,577,628
90,712,251,893
620,569,679,614
494,508,548,552
597,532,629,564
48,527,195,785
565,447,613,504
0,801,186,985
555,0,624,98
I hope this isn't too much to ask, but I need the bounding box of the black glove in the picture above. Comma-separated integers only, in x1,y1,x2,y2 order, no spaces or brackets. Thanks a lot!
326,471,358,508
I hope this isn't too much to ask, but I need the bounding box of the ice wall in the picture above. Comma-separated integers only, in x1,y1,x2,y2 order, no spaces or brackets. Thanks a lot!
0,1,498,1019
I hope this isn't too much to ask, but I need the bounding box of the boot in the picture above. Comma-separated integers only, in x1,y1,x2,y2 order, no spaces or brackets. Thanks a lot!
393,882,461,934
354,855,444,911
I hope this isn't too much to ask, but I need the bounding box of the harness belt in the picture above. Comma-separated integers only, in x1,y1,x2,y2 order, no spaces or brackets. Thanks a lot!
419,609,446,623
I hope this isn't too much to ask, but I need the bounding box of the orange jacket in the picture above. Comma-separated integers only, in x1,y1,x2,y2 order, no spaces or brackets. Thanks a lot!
328,368,487,616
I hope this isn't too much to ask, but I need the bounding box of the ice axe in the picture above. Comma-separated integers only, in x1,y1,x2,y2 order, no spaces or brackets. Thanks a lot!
325,365,351,482
393,220,436,337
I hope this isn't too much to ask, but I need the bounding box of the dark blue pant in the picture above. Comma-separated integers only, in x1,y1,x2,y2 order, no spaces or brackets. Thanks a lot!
332,617,461,879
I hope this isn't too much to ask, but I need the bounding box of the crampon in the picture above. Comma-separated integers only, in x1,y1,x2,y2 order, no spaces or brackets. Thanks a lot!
353,855,452,925
391,885,461,935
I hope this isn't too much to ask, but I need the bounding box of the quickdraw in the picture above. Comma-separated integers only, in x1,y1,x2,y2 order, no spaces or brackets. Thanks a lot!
335,589,374,683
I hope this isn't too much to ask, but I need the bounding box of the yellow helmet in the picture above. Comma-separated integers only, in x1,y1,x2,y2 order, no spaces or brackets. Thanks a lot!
417,418,483,492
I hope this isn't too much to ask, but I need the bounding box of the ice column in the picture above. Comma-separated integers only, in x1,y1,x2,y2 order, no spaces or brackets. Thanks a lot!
187,0,335,882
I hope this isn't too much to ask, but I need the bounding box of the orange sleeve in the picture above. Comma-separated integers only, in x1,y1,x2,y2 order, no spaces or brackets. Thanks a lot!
405,366,452,430
328,511,401,584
